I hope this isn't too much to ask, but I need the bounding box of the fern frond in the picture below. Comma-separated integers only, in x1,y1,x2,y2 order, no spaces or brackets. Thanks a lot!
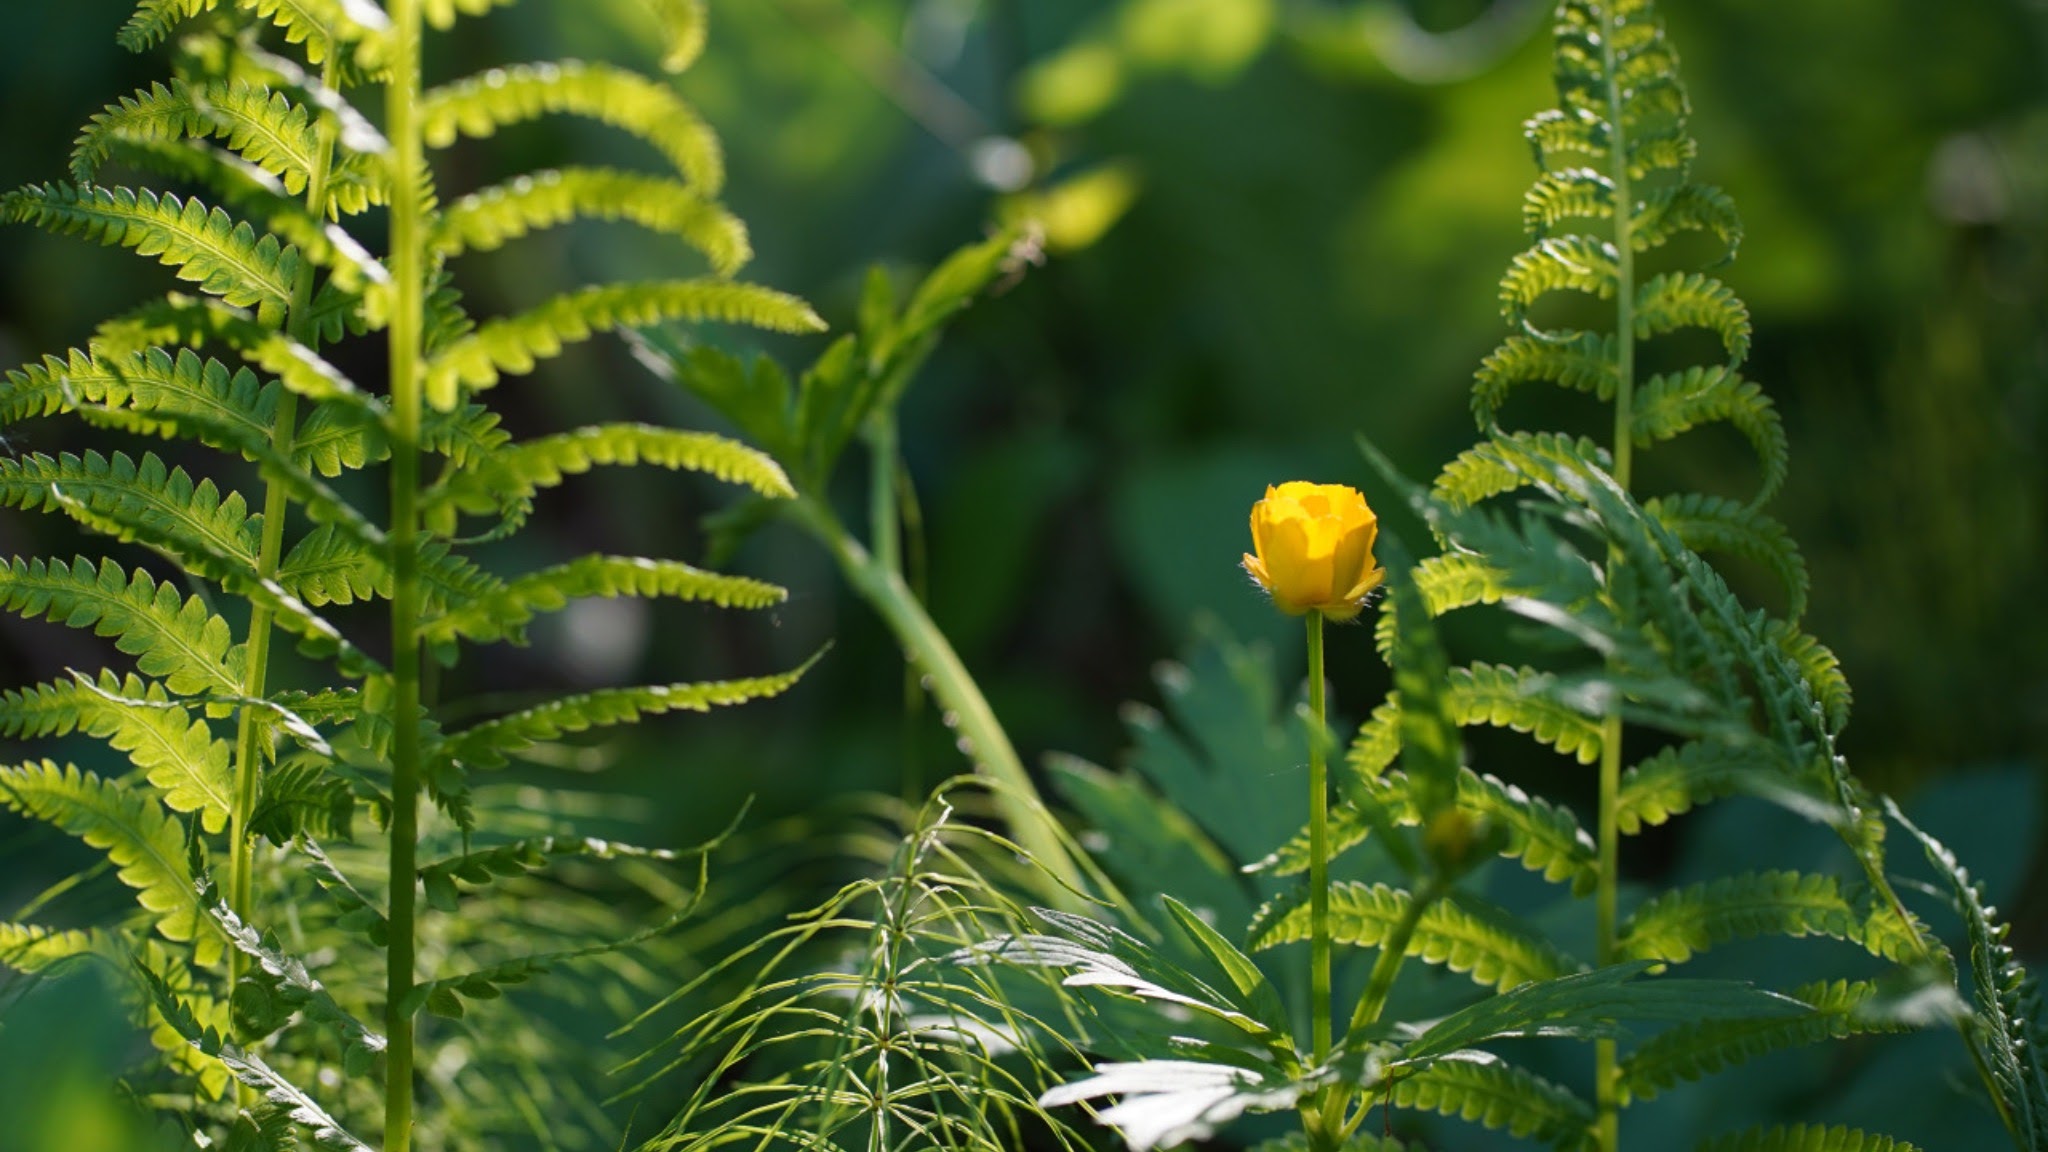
431,167,748,273
118,0,218,52
0,449,259,577
423,556,784,646
1632,184,1741,261
0,922,109,973
1768,621,1851,735
71,80,385,215
1390,1058,1594,1151
1621,981,1905,1103
237,0,396,67
428,423,795,535
91,293,378,409
443,650,822,769
1448,661,1606,764
420,61,723,191
1250,883,1581,993
1615,740,1762,833
295,404,386,477
422,0,518,28
419,834,683,910
0,671,234,834
1522,166,1614,236
0,556,243,697
1,184,299,324
1525,107,1608,169
1617,871,1909,965
1,346,277,444
0,761,219,963
423,280,823,409
1889,799,2048,1144
1432,432,1609,513
1500,236,1619,334
1695,1124,1922,1152
1647,494,1808,620
1630,366,1787,506
641,0,708,72
1473,332,1618,429
277,523,385,607
1633,272,1751,363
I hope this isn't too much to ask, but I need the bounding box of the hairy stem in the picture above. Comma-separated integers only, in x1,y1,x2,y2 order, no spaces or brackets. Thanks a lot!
1596,3,1638,1148
225,53,339,1050
793,497,1086,908
383,3,427,1149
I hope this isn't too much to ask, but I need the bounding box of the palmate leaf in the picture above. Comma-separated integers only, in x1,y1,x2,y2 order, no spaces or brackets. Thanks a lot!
422,279,823,409
441,651,822,769
1039,1059,1309,1152
1617,870,1915,965
1696,1124,1923,1152
70,80,386,215
1619,979,1910,1103
1389,1056,1595,1151
431,167,748,273
0,761,220,964
420,60,723,191
0,671,235,834
422,555,784,646
0,556,243,697
1250,882,1581,993
1,184,299,324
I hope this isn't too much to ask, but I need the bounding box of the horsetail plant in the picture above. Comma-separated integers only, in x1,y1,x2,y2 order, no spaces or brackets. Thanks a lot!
976,2,2048,1151
0,1,825,1147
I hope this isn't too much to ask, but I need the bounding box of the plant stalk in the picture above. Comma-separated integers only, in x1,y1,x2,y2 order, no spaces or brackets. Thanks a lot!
383,3,427,1148
1596,3,1637,1148
793,497,1086,908
225,52,339,1051
1306,610,1332,1070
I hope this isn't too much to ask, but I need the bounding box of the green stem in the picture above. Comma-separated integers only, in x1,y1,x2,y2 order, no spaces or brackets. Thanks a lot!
1595,4,1636,1148
225,53,339,1051
1306,610,1332,1070
792,497,1086,908
1337,875,1447,1140
383,3,426,1149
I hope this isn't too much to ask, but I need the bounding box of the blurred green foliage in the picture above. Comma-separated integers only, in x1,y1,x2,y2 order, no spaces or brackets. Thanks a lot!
0,0,2042,1049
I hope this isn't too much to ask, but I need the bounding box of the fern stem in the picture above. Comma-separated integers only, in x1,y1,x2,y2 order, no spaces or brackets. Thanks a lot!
791,497,1087,910
1595,3,1638,1148
383,2,428,1148
226,52,340,1050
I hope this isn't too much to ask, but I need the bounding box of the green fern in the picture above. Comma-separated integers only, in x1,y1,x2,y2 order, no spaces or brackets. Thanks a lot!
1616,871,1913,965
431,166,748,273
0,556,243,697
420,61,725,191
1,184,302,323
1695,1125,1923,1152
0,761,221,964
422,556,784,646
0,672,234,833
423,279,823,408
1619,980,1908,1103
1249,882,1582,993
1389,1058,1595,1151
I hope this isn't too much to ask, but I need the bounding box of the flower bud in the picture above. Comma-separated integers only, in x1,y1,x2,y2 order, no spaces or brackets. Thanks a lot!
1242,482,1386,621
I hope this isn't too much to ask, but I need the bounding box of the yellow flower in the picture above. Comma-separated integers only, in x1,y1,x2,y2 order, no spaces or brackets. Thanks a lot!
1242,482,1386,622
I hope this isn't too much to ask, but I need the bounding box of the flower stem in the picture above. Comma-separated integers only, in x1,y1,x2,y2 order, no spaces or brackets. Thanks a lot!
383,2,427,1148
792,497,1087,909
1306,610,1332,1070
